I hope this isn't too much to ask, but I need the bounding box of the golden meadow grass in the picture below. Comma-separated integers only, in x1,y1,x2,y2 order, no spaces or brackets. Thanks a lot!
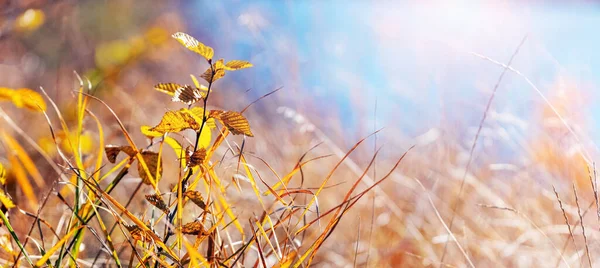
1,6,600,268
0,31,414,267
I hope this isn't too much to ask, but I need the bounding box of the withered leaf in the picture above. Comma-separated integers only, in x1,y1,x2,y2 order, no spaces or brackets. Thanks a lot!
138,150,162,185
125,224,153,241
186,147,206,167
145,194,169,213
184,190,206,210
104,145,137,163
150,109,201,134
172,32,214,60
172,85,207,105
181,221,205,235
209,110,254,137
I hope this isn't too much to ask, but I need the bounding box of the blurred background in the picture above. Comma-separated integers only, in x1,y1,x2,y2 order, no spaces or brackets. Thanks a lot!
2,0,600,267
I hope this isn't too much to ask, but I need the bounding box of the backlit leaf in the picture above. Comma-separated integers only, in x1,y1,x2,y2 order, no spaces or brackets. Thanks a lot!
0,163,5,185
145,194,169,213
200,59,226,83
190,74,205,90
210,110,254,137
138,151,162,185
104,145,136,164
140,125,163,138
0,88,12,100
172,85,207,105
184,191,207,210
224,60,253,71
188,107,217,129
172,32,214,60
18,88,47,111
181,221,205,235
154,83,182,96
186,147,206,167
15,9,45,32
150,109,201,134
0,190,14,210
0,88,46,112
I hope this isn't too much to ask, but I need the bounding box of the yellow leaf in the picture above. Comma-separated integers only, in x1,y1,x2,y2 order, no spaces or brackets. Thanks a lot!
198,125,212,149
210,110,254,137
0,189,14,210
0,88,13,101
190,74,205,90
150,109,201,134
224,60,253,71
14,9,45,32
140,125,163,138
154,83,183,96
145,27,169,46
172,32,214,60
59,132,93,155
0,88,46,112
164,136,186,168
94,40,133,69
188,107,217,129
200,59,226,83
138,151,162,185
17,88,47,112
0,163,6,185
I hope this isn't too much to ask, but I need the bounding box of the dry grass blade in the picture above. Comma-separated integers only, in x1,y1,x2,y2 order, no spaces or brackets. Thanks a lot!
414,178,475,268
35,226,84,267
552,185,578,262
572,184,593,268
441,35,528,265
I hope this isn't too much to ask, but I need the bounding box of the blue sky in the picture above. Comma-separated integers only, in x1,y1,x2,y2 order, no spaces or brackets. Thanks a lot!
182,1,600,148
